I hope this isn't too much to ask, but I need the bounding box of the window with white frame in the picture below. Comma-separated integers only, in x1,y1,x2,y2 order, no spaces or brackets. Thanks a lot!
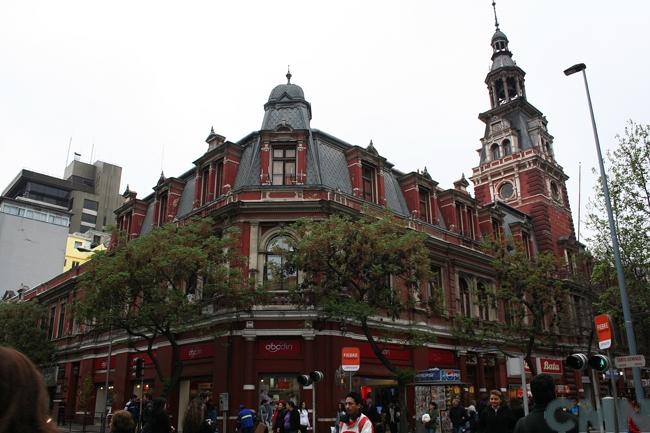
264,235,297,290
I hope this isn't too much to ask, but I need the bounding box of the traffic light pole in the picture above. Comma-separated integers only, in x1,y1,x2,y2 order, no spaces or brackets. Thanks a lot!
607,350,620,433
591,368,605,433
312,384,317,433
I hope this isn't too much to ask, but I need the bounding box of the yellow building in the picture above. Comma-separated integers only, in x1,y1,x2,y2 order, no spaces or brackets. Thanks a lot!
63,231,108,272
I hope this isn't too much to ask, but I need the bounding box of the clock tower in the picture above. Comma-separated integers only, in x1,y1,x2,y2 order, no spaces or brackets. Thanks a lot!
470,13,576,257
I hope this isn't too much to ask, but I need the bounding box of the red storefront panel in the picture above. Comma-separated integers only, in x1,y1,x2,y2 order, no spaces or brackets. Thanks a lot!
93,357,115,370
256,339,302,358
539,358,563,375
427,349,456,366
180,342,215,361
359,342,411,361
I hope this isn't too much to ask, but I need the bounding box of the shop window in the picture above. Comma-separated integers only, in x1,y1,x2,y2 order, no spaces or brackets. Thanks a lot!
272,147,296,185
419,187,431,223
259,374,300,404
361,163,377,203
264,236,297,290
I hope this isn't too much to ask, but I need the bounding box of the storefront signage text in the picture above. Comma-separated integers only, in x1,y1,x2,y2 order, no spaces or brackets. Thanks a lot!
257,339,302,358
359,343,410,361
415,368,461,384
539,358,563,375
181,342,215,361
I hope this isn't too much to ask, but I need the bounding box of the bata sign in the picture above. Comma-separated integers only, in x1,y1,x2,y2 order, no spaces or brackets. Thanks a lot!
539,358,563,375
257,339,302,358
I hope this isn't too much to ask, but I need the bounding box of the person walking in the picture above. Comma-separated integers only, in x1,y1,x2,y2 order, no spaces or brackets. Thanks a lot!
0,346,57,433
238,404,257,433
141,398,172,433
423,401,439,433
334,402,347,433
449,398,468,433
477,390,514,433
273,401,286,433
298,401,310,433
124,395,140,423
339,392,373,433
183,397,215,433
282,401,300,433
513,375,577,433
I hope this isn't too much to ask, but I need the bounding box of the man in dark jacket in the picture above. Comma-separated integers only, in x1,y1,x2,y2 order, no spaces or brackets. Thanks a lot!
478,390,515,433
449,398,468,433
513,374,578,433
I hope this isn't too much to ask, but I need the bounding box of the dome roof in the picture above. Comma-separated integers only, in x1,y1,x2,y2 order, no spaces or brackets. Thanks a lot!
268,83,305,102
491,29,508,44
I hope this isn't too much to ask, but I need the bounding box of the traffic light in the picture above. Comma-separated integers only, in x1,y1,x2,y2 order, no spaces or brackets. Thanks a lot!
132,357,144,379
297,371,324,386
588,354,610,372
565,353,589,370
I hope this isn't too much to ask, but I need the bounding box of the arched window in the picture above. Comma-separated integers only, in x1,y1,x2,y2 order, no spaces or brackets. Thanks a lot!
264,235,297,289
459,277,471,318
491,144,500,161
502,139,512,156
550,182,561,202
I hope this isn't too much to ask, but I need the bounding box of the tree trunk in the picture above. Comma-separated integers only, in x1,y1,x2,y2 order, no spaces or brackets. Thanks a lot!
398,381,410,433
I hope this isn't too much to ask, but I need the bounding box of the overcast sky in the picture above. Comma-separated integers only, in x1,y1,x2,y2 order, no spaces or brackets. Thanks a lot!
1,1,648,243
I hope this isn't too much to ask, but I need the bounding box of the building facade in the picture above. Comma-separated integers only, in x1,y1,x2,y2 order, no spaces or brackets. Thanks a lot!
25,22,594,432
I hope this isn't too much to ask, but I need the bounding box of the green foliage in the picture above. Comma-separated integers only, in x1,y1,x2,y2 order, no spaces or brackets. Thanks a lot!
0,301,56,365
78,375,94,413
76,218,255,396
452,238,569,372
587,121,650,351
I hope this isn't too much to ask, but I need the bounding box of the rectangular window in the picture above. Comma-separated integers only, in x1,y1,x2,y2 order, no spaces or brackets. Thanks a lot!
477,281,490,321
361,163,377,202
272,147,296,185
83,199,99,211
157,193,168,226
492,219,502,240
455,204,465,235
48,306,56,340
57,302,66,337
81,213,97,224
214,160,224,197
419,188,431,223
522,231,532,258
201,166,210,204
459,277,471,318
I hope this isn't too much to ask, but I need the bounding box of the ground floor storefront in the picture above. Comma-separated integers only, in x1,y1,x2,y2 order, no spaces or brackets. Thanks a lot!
51,324,583,433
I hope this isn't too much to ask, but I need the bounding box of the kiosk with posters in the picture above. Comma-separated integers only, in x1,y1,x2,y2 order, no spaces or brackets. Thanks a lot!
414,368,466,433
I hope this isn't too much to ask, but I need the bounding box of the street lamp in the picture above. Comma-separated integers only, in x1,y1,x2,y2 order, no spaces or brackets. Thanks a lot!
564,63,644,402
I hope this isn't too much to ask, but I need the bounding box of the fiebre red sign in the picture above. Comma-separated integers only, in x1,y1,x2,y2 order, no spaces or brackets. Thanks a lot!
427,349,456,366
342,347,361,372
359,343,411,362
181,343,215,361
539,358,563,375
594,314,613,350
257,339,302,358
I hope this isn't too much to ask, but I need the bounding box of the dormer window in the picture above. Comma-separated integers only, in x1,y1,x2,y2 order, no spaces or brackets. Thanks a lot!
491,143,500,160
502,139,512,156
361,163,377,203
157,192,168,226
272,147,296,185
214,159,224,197
419,187,431,223
200,166,210,205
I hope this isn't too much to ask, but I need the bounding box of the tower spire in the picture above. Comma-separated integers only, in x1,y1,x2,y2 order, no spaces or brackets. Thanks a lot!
286,66,292,84
492,1,500,31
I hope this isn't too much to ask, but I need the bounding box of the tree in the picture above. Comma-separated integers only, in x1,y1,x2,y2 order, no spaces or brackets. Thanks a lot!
286,213,433,433
0,301,56,365
452,239,570,375
587,121,650,352
76,218,255,398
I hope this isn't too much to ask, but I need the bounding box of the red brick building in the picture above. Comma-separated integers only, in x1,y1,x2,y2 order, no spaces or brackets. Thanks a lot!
25,23,591,432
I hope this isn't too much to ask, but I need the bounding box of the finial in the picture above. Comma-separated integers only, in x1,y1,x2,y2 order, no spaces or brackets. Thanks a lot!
286,66,292,84
492,1,500,30
210,126,215,134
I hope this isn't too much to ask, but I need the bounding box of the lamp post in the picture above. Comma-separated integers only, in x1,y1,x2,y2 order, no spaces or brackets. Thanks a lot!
564,63,644,402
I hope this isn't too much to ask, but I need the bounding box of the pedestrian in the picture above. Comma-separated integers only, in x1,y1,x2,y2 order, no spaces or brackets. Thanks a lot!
339,391,373,433
298,401,310,433
183,397,215,433
387,402,399,433
449,398,468,433
125,395,141,423
334,402,347,433
238,403,256,433
0,346,57,433
273,401,286,433
513,374,577,433
465,404,478,433
363,396,380,426
283,401,300,433
477,390,514,433
142,397,172,433
423,401,439,433
204,393,218,427
110,410,136,433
